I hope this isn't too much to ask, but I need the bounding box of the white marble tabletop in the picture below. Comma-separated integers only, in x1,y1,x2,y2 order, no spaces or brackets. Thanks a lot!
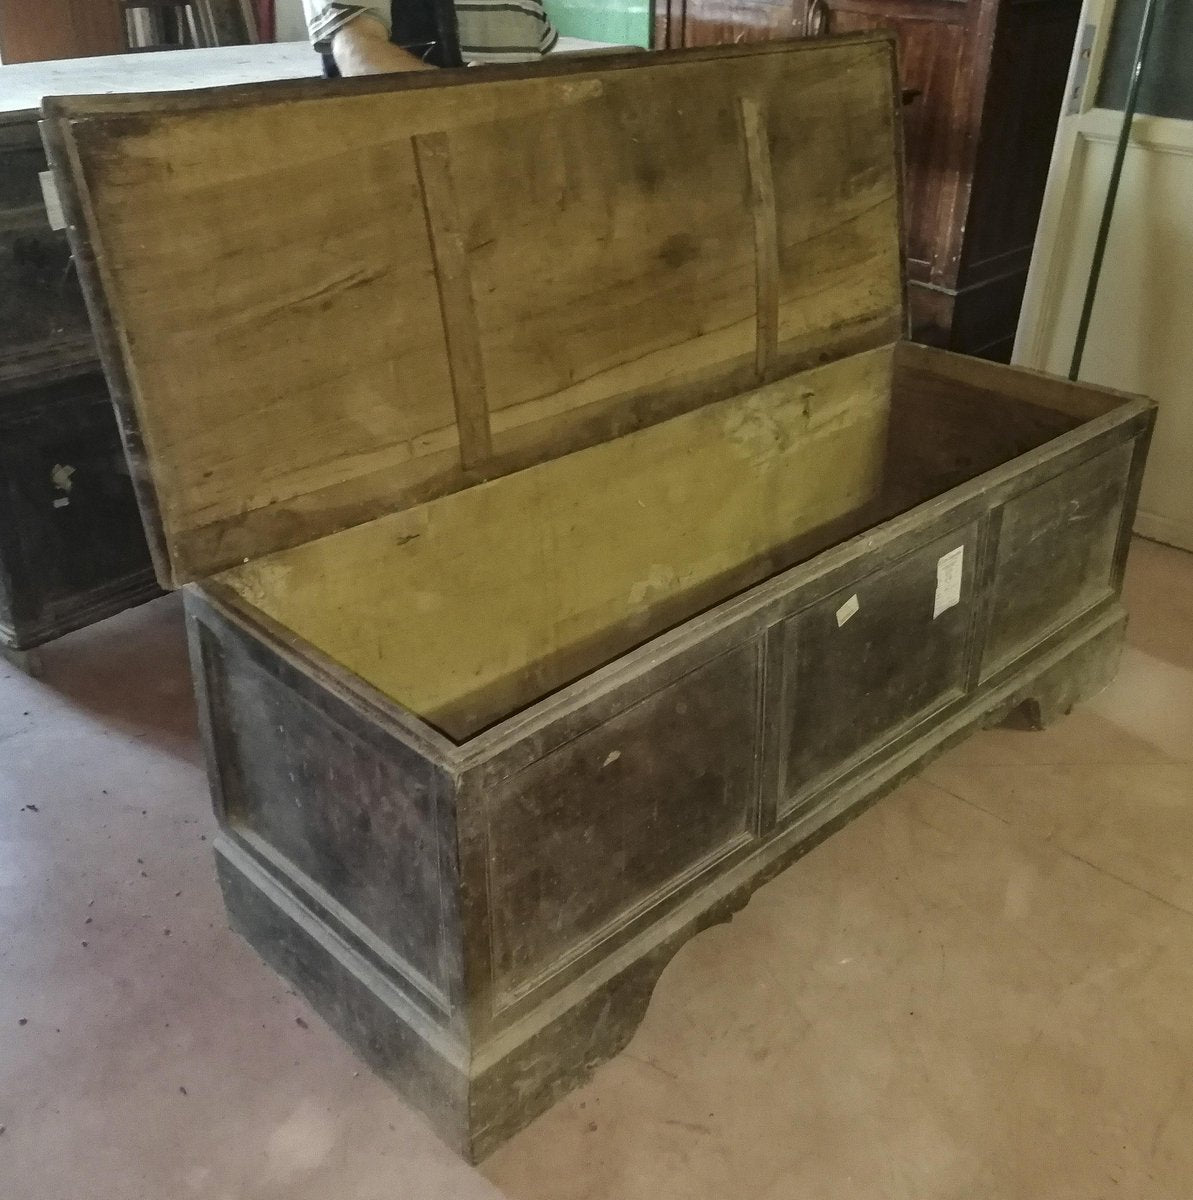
1,42,323,117
0,36,637,117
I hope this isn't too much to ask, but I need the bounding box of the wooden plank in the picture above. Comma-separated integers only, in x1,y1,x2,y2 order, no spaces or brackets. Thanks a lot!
46,36,905,583
981,441,1134,677
412,131,493,471
58,103,463,586
894,340,1137,421
739,96,779,381
883,341,1155,510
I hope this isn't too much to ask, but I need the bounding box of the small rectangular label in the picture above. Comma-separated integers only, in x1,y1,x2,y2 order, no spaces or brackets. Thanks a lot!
39,171,67,231
835,594,859,627
934,546,965,618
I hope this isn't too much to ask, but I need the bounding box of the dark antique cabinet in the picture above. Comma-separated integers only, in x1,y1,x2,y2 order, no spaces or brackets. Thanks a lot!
0,46,318,664
655,0,1082,360
45,37,1152,1159
0,109,158,662
0,370,157,655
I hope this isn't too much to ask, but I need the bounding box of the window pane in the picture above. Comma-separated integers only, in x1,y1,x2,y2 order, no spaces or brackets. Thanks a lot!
1096,0,1193,119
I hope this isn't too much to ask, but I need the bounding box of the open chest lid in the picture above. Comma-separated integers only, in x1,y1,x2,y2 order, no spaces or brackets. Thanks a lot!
42,36,905,588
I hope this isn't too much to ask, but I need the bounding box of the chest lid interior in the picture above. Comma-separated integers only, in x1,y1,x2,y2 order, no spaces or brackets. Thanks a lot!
42,36,905,588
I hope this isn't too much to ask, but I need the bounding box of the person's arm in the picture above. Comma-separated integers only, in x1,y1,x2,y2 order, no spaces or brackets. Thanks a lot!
330,14,433,75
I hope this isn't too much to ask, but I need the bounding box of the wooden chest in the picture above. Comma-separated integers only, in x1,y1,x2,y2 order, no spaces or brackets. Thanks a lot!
43,37,1154,1159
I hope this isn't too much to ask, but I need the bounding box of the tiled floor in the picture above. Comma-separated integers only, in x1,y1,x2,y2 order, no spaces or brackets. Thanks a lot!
1,538,1191,1200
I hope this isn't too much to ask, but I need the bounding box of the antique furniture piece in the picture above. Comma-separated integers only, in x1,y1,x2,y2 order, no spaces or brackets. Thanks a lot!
654,0,1082,361
44,35,1153,1159
0,44,318,668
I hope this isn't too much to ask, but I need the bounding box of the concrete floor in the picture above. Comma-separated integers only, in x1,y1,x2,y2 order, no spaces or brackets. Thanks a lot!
1,537,1192,1199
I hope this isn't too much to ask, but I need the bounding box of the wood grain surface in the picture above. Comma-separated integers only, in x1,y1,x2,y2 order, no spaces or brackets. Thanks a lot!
46,37,903,585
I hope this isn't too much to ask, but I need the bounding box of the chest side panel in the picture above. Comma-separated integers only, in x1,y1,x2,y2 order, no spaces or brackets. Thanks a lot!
982,441,1134,677
195,614,454,1010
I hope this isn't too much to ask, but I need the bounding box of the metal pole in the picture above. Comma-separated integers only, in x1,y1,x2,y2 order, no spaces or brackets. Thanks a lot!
1068,0,1163,381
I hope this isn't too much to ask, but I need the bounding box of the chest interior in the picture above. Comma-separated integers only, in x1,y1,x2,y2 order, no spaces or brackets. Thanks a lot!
215,341,1107,741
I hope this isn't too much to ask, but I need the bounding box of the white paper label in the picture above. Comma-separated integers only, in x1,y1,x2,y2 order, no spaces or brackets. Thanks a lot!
39,171,67,231
934,546,965,618
835,594,859,627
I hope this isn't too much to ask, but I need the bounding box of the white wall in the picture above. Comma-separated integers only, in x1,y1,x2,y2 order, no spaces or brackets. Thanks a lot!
274,0,308,42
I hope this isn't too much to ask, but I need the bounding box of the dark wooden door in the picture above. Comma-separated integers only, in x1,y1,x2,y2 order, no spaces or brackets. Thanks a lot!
0,0,123,62
808,0,974,287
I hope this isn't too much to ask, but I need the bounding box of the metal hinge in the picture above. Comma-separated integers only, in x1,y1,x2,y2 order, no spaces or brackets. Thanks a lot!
38,171,67,231
1066,23,1097,115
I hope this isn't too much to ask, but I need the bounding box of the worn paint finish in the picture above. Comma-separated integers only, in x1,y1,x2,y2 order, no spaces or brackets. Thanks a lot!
199,623,454,1007
484,638,761,1003
778,525,980,813
983,441,1133,676
177,346,1152,1160
0,118,94,384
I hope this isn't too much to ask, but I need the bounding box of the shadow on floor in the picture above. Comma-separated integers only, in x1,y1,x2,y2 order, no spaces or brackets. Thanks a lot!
31,593,200,763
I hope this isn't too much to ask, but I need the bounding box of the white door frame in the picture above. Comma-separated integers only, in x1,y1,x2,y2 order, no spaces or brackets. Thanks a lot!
1015,0,1193,551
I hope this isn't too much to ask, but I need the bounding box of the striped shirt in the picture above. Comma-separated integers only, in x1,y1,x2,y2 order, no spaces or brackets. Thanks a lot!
302,1,558,66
